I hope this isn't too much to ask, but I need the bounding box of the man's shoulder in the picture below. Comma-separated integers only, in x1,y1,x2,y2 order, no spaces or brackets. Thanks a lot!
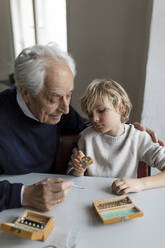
0,87,16,108
0,87,15,97
0,87,17,124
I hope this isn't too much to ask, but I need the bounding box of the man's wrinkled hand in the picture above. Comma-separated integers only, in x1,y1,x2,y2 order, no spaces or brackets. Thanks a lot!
133,122,165,146
22,178,73,211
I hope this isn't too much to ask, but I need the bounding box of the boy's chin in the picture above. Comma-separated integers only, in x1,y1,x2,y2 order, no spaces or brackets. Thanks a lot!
93,126,105,133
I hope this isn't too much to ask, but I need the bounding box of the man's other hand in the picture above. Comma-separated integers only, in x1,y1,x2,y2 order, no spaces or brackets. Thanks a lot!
133,122,165,146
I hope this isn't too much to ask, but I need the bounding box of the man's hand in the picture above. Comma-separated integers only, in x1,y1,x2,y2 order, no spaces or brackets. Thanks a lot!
112,178,143,195
133,122,165,146
22,178,73,211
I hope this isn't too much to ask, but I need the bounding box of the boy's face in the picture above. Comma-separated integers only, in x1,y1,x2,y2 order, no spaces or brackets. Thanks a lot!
88,98,124,136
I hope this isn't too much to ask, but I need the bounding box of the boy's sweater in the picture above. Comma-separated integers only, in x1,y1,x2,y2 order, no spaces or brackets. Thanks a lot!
75,125,165,178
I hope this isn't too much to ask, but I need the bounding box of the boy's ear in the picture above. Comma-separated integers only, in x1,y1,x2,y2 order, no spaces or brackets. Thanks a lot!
119,102,125,115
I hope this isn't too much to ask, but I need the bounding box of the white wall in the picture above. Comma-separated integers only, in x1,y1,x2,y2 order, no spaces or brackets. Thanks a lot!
0,0,14,82
141,0,165,141
67,0,153,122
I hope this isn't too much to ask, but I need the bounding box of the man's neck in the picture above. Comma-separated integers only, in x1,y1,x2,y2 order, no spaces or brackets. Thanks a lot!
16,89,39,121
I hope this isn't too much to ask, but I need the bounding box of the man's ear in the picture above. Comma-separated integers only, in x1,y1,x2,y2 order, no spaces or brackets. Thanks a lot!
18,86,31,104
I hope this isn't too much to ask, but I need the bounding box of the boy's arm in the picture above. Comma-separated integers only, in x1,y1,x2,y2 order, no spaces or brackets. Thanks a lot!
66,128,93,177
67,132,86,177
112,130,165,194
67,149,93,177
112,170,165,194
139,170,165,190
67,150,87,177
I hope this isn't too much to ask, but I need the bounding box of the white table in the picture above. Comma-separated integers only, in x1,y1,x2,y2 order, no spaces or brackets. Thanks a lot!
0,173,165,248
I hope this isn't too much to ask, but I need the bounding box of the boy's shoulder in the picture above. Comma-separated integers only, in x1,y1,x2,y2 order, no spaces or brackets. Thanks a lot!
79,125,96,137
80,124,146,137
126,123,153,141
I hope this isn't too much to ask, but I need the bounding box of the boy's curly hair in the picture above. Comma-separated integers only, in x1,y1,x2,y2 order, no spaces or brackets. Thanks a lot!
81,79,132,123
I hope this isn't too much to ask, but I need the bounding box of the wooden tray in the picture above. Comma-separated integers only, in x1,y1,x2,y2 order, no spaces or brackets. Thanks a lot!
93,195,143,224
0,209,54,241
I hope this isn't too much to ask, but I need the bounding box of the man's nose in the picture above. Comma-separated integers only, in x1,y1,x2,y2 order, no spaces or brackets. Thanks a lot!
59,97,70,114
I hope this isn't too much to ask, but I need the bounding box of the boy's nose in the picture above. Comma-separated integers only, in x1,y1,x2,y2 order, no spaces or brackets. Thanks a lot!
92,114,99,123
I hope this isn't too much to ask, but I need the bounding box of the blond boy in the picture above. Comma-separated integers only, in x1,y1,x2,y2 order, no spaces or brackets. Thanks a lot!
68,79,165,194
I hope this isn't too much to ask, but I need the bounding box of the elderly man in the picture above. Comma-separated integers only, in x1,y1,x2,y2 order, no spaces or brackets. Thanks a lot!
0,44,88,211
0,43,163,212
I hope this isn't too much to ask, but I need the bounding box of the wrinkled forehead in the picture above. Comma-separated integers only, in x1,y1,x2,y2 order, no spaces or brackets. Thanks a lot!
43,62,74,94
45,60,73,80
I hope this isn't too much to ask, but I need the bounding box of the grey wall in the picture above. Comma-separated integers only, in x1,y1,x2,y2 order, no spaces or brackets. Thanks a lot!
67,0,153,122
0,0,153,125
141,0,165,141
0,0,14,82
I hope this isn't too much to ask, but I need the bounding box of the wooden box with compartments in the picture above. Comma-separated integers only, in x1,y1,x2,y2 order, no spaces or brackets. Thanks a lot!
93,195,143,224
0,209,54,241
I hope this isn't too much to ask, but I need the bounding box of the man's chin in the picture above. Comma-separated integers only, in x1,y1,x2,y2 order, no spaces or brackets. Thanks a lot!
47,115,62,124
39,114,62,124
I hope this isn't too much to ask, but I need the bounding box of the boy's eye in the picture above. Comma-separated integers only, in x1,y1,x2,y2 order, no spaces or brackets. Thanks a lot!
98,108,105,113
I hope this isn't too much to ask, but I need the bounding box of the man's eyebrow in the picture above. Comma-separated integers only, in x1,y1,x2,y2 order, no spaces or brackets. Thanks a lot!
47,90,73,96
46,91,59,97
49,92,60,96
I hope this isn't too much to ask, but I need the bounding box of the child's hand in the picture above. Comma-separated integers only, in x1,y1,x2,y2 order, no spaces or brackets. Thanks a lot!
112,178,143,195
72,150,87,175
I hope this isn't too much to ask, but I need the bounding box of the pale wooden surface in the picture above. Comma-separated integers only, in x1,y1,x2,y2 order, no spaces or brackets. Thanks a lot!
0,173,165,248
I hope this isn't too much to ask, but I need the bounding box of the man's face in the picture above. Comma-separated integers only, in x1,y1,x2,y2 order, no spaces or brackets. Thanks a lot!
20,62,74,124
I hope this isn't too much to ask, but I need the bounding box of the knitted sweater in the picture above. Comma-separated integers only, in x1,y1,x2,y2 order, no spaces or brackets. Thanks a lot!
0,88,87,211
74,124,165,178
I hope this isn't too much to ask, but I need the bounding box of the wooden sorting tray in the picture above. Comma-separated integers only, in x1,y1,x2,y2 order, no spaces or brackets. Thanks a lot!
93,195,143,224
0,209,54,241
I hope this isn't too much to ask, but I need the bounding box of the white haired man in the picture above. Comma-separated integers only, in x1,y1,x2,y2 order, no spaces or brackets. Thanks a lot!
0,43,163,212
0,43,88,211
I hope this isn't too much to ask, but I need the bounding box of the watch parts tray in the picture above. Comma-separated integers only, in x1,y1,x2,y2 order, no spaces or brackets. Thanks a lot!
93,195,143,224
0,209,54,241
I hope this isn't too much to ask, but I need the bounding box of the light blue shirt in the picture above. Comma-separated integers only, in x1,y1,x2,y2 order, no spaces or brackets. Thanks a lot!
16,89,38,121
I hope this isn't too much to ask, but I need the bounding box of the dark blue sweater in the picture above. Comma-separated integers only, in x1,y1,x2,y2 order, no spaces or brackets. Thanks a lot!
0,88,87,211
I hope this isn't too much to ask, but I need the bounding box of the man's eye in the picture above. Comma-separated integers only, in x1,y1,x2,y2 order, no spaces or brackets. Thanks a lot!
48,95,60,103
49,99,56,103
67,94,72,100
